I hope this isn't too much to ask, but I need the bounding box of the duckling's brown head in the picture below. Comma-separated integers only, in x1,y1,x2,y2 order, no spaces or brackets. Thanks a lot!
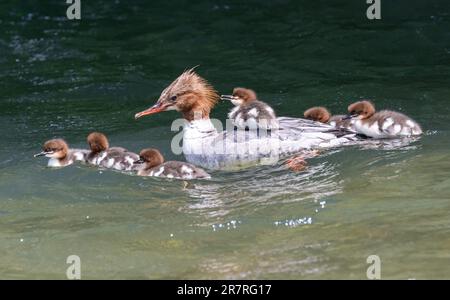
304,107,331,123
134,148,165,169
87,132,109,153
348,100,376,120
34,139,69,159
221,87,257,106
135,68,219,121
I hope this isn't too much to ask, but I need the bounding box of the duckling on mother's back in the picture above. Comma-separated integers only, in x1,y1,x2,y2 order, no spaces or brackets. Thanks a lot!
221,87,279,131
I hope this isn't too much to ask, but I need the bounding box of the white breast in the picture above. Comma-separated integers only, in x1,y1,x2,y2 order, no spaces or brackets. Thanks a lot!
47,158,62,167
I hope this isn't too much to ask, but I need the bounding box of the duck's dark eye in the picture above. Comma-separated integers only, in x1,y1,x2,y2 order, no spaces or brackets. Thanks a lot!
170,95,177,101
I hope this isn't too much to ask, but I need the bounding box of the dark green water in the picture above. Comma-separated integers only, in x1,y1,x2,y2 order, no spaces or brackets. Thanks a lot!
1,0,450,279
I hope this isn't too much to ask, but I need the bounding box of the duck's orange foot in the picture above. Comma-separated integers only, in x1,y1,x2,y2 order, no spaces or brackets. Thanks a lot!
285,155,307,172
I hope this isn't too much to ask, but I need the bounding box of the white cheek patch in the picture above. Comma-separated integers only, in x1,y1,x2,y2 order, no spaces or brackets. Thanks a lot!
46,152,58,158
231,99,243,106
164,105,177,111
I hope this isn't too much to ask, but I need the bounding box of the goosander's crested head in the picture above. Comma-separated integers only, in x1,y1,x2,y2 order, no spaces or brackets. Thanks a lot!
87,132,109,153
134,148,165,169
135,67,219,121
304,107,331,123
347,100,376,120
34,139,69,159
221,87,257,106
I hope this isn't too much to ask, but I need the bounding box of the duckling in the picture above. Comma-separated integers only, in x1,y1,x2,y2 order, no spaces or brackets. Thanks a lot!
34,139,88,167
221,87,279,130
304,106,354,130
346,100,422,138
133,148,210,179
86,132,139,171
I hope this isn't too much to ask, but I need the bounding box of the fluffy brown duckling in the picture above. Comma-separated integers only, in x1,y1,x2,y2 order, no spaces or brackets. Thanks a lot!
34,139,88,167
345,100,422,138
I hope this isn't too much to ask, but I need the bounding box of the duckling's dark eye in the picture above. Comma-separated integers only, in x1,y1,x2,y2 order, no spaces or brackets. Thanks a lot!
170,95,177,101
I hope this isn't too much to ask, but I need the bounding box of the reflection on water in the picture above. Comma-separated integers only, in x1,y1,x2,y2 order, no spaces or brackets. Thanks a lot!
183,161,341,220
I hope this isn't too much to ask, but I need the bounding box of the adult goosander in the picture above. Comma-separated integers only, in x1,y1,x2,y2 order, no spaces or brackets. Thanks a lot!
133,148,210,179
221,87,279,130
346,100,423,138
304,106,354,131
86,132,139,171
134,68,358,170
34,139,88,167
